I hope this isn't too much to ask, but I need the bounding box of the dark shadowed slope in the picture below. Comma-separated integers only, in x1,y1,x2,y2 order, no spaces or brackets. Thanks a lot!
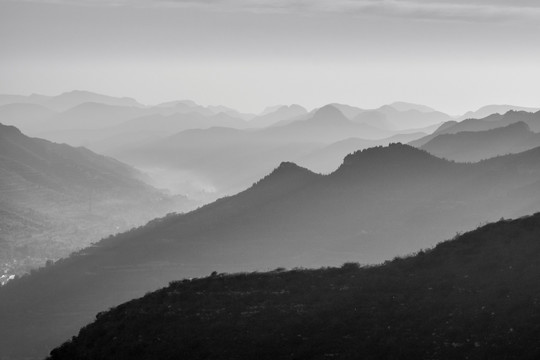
421,122,540,162
47,213,540,360
2,144,540,359
0,123,194,277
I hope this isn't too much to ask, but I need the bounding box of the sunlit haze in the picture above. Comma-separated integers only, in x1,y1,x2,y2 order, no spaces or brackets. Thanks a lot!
2,0,540,114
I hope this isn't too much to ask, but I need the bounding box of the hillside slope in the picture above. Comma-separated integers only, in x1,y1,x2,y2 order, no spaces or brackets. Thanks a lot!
48,213,540,360
411,110,540,147
0,123,193,277
1,144,540,359
421,122,540,162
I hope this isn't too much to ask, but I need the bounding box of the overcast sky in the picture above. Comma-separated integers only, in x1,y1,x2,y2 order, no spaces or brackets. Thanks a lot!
1,0,539,114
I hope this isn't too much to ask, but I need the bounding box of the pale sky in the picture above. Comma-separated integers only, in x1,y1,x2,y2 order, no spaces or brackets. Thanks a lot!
1,0,540,114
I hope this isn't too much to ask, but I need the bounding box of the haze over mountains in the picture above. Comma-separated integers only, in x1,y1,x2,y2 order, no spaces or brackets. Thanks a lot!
421,122,540,162
2,91,536,200
0,91,143,112
110,105,433,198
2,143,540,358
3,91,540,359
410,110,540,148
3,91,531,146
458,104,540,121
0,123,196,279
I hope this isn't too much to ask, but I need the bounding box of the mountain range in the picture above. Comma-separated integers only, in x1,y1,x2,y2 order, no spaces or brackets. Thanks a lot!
421,122,540,162
411,110,540,148
46,213,540,359
2,143,540,359
110,105,426,198
0,123,196,278
0,90,143,112
458,104,539,121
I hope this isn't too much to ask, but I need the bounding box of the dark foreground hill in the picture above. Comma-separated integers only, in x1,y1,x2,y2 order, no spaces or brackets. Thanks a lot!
48,213,540,360
2,144,540,359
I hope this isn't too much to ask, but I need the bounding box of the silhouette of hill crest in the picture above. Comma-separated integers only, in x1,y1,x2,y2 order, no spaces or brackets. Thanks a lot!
339,143,446,170
311,104,349,124
46,213,540,360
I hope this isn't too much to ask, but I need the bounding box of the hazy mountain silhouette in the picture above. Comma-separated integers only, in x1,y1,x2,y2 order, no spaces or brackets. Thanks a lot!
264,105,392,142
259,104,283,115
0,90,143,112
329,103,365,119
155,100,255,120
352,105,451,131
112,126,322,199
297,132,426,173
111,106,392,198
0,103,56,133
155,100,215,116
117,111,248,133
45,102,152,131
458,104,539,121
313,103,450,131
421,122,540,162
207,105,255,121
2,143,540,359
46,213,540,360
35,110,250,155
248,104,307,128
0,123,195,278
411,110,540,147
388,101,437,113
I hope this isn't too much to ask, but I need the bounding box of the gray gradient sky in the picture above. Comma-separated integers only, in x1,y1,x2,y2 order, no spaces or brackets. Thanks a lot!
1,0,539,113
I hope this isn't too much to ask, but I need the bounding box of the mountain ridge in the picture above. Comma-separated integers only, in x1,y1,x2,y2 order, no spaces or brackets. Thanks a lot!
2,143,540,359
46,212,540,360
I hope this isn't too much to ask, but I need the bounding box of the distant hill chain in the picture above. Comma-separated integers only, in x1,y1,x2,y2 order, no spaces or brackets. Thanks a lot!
0,123,196,277
1,91,540,359
2,143,540,359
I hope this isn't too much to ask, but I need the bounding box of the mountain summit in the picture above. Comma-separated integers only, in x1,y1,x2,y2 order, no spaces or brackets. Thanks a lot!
311,104,349,124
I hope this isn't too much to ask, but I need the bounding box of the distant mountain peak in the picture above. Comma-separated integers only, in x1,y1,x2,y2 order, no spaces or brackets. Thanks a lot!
276,161,303,171
278,104,306,113
255,161,317,186
267,161,315,178
311,105,348,123
288,104,306,110
459,104,540,121
388,101,437,113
